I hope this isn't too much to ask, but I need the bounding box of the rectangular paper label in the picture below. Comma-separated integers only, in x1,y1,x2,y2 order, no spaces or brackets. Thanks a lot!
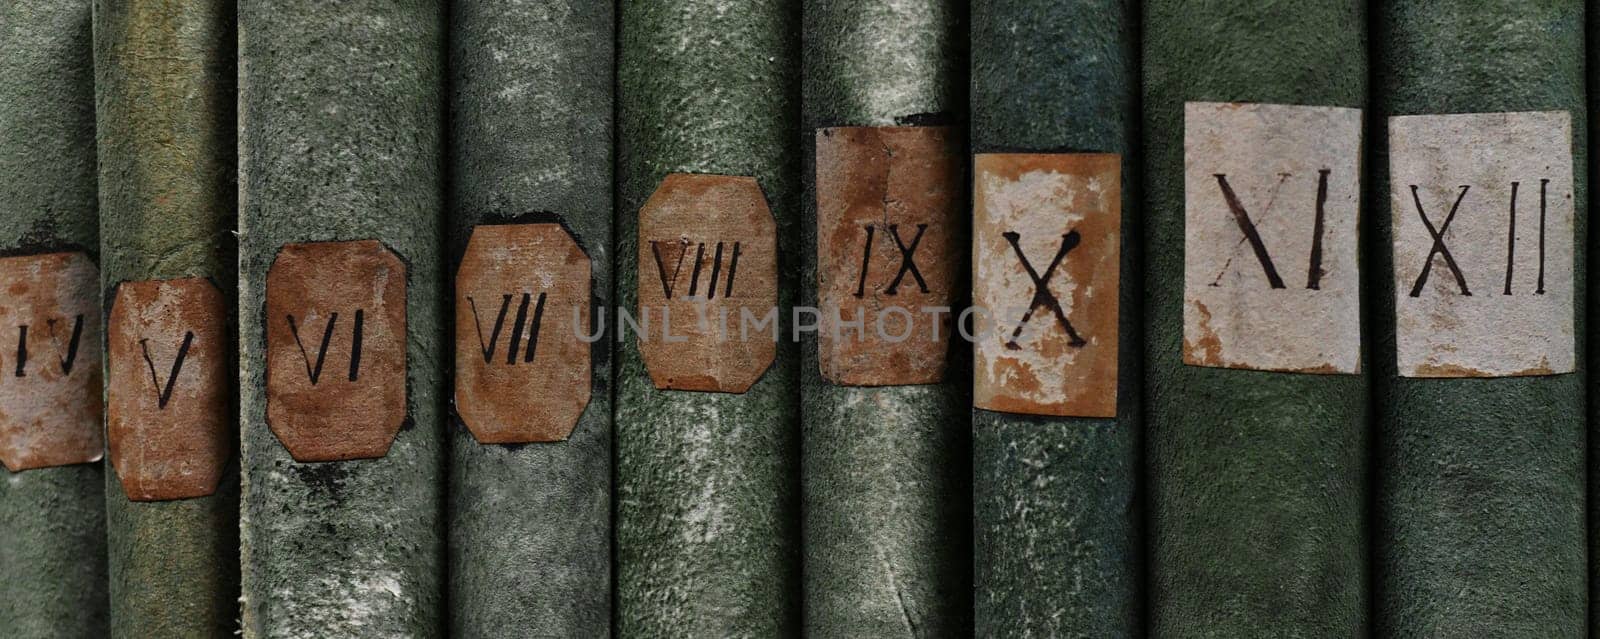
1390,111,1575,377
1183,101,1363,374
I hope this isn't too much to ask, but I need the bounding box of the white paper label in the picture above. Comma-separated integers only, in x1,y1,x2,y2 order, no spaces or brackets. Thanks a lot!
1183,102,1363,374
1390,111,1575,377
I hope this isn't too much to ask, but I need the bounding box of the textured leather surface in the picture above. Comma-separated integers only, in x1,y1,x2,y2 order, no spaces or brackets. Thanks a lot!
445,2,614,637
616,1,803,636
1374,3,1587,637
800,1,970,637
971,1,1142,636
237,2,445,636
0,0,109,636
1143,1,1370,636
94,1,240,636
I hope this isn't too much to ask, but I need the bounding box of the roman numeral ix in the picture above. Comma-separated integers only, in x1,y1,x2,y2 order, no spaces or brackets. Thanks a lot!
853,223,930,297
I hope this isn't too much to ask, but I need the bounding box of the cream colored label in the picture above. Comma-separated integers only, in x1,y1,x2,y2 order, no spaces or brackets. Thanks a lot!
1390,111,1575,377
1183,102,1363,374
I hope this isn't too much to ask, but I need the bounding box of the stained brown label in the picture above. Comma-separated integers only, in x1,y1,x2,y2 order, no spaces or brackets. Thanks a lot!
815,126,962,386
455,224,592,443
0,252,103,471
637,173,777,393
972,154,1121,418
266,240,407,462
1390,111,1575,377
107,278,229,501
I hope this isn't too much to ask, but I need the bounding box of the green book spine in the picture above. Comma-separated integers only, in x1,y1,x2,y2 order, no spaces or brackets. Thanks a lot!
237,1,444,636
617,0,802,635
969,1,1139,635
1375,2,1586,635
1142,1,1369,635
446,0,613,635
94,0,238,636
0,0,109,636
800,1,970,636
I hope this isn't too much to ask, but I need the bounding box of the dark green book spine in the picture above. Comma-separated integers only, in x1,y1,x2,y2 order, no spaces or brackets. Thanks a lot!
617,0,802,635
94,0,239,636
446,0,613,635
237,1,444,636
970,1,1139,635
800,1,969,636
0,0,109,636
1375,2,1586,635
1142,1,1368,635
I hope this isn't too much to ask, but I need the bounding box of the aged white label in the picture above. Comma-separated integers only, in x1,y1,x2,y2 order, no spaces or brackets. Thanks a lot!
1390,111,1575,377
1183,102,1363,373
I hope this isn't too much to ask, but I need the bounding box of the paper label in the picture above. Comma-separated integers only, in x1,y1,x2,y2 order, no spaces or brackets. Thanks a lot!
815,126,962,386
265,240,407,462
973,153,1121,418
455,224,591,443
1390,111,1575,377
0,252,103,471
1183,101,1364,374
637,173,778,393
107,278,230,500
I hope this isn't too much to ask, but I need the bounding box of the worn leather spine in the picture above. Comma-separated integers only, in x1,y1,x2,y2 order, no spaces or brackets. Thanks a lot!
94,1,238,636
1143,1,1368,635
0,0,108,635
237,1,444,636
617,0,802,635
970,1,1140,635
1375,3,1587,636
800,1,969,637
446,1,613,635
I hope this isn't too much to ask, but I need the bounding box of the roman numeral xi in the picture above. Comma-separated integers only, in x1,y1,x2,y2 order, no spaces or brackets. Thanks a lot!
1210,170,1333,290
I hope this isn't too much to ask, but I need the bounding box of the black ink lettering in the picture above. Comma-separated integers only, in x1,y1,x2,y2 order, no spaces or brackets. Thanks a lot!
650,239,690,299
13,324,25,377
140,331,194,410
1214,173,1286,289
1504,181,1519,295
1002,231,1087,350
1408,184,1472,297
467,292,548,366
1538,178,1548,295
854,225,876,298
287,312,339,384
886,223,930,295
1307,169,1330,290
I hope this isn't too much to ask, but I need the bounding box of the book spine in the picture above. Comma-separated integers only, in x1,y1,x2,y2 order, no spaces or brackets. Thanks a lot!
1376,2,1586,635
237,1,444,636
616,0,802,635
445,1,613,635
969,1,1140,635
1142,1,1370,635
800,1,970,636
94,0,239,636
0,0,109,635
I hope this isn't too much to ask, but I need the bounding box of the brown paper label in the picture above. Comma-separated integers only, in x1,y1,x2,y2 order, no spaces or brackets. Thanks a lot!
107,278,229,501
815,126,962,386
1390,111,1575,377
972,153,1121,418
266,240,407,462
0,252,103,471
1183,102,1363,374
455,224,592,443
637,173,777,393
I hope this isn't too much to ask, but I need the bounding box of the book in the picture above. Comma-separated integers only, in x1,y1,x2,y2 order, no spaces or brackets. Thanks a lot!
616,0,802,635
0,0,109,635
801,1,970,636
95,0,239,635
1374,2,1586,635
970,0,1139,635
1142,1,1370,635
446,0,614,635
237,1,445,635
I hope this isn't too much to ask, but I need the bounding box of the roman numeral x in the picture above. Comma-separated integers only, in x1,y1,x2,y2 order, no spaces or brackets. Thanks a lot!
1003,230,1087,350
